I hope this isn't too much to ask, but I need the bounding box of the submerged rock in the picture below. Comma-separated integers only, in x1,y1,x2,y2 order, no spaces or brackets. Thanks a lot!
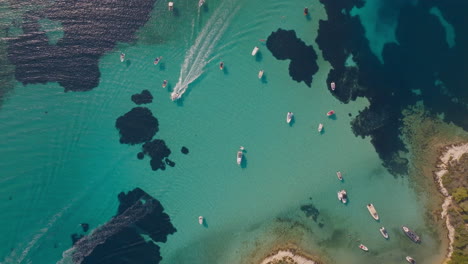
131,90,153,105
115,107,159,145
181,146,189,154
142,139,172,171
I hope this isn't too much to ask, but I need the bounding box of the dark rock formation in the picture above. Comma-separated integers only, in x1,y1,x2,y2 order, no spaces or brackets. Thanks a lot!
131,90,153,105
115,107,159,145
181,146,189,154
142,139,172,171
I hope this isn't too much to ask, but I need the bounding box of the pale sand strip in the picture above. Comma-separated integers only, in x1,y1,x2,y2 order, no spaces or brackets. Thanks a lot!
260,250,316,264
434,143,468,263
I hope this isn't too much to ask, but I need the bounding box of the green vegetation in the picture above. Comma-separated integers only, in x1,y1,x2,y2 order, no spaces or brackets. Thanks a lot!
444,153,468,264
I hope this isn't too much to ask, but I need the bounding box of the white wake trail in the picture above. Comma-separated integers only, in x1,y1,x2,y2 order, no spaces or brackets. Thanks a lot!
171,0,239,101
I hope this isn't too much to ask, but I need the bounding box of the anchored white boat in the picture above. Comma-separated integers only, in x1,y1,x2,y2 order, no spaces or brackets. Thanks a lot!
402,226,421,243
359,244,368,252
367,203,379,220
337,190,347,204
251,46,259,56
198,216,204,225
318,123,323,132
237,150,243,165
406,256,416,264
198,0,205,7
379,227,389,239
286,112,293,124
168,2,174,11
336,171,343,181
120,53,125,62
258,70,264,79
331,82,336,91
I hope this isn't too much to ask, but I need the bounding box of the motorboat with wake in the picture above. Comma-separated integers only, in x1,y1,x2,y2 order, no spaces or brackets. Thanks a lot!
198,0,205,8
171,92,181,101
154,56,162,65
406,256,416,264
258,70,264,79
402,226,421,243
286,112,293,124
162,80,168,88
120,53,125,62
379,227,389,239
219,62,224,70
336,171,343,181
198,216,204,225
358,244,368,252
337,190,347,204
237,148,243,165
318,123,323,133
327,110,335,116
330,82,336,91
251,46,259,56
366,203,379,220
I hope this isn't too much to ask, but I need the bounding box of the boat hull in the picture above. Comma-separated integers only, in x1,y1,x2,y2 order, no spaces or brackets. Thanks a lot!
367,204,379,220
251,46,259,56
402,226,421,243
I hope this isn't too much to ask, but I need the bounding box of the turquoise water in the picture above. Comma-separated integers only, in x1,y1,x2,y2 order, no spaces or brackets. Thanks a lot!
0,0,446,263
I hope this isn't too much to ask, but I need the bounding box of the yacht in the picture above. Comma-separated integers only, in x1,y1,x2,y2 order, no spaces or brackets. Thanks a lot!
336,171,343,181
258,70,264,79
318,123,323,133
162,80,168,88
171,92,181,101
120,53,125,62
337,190,347,204
331,82,336,91
358,244,368,252
198,0,205,8
327,110,335,116
402,226,421,243
286,112,293,124
219,62,224,70
237,150,243,165
406,256,416,264
379,227,389,239
366,203,379,220
251,46,259,56
198,216,204,225
154,56,162,65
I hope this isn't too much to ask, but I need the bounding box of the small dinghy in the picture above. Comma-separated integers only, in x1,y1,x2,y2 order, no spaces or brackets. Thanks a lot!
379,227,389,239
367,203,379,221
337,190,347,204
162,80,168,88
154,56,162,65
286,112,293,124
304,7,309,16
331,82,336,91
318,123,323,133
336,171,343,181
168,2,174,11
258,70,264,79
198,216,204,225
251,46,259,56
198,0,205,8
359,244,368,252
120,53,125,62
237,149,243,165
327,110,335,116
219,62,224,70
406,256,416,264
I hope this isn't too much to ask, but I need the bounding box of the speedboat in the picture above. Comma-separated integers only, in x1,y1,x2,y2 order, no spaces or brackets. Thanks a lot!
251,46,259,56
366,203,379,220
318,123,323,132
237,150,243,165
337,190,347,204
304,7,309,16
402,226,421,243
198,216,204,225
358,244,368,252
168,2,174,11
406,256,416,264
120,53,125,62
336,171,343,181
286,112,293,124
198,0,205,8
171,92,181,101
379,227,389,239
219,62,224,70
154,56,162,65
162,80,168,88
327,110,335,116
258,70,264,79
331,82,336,91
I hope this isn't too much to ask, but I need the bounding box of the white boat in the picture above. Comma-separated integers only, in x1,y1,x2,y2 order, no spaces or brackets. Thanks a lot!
168,2,174,11
367,203,379,220
120,53,125,62
198,216,204,225
154,56,162,65
318,123,323,132
336,171,343,181
402,226,421,243
237,150,243,165
251,46,259,56
337,190,347,204
331,82,336,91
286,112,293,124
171,92,181,101
198,0,205,7
379,227,389,239
406,256,415,264
258,70,264,79
358,244,368,252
